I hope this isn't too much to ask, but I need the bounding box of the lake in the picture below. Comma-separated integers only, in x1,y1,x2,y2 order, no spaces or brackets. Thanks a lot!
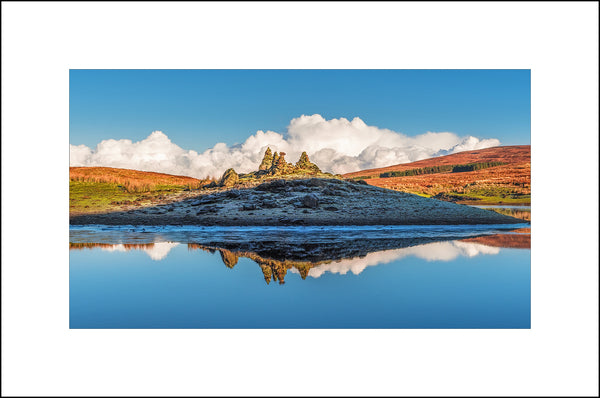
70,224,530,329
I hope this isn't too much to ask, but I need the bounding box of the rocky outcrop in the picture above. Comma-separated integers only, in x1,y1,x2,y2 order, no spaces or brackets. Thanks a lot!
215,148,327,188
271,151,292,175
258,147,273,171
295,151,321,173
301,193,319,208
218,168,239,187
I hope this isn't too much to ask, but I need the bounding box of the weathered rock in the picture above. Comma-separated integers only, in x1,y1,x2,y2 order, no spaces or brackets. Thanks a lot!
241,203,258,211
256,179,287,192
270,152,290,175
295,151,311,168
218,168,239,187
295,151,321,173
322,187,343,196
302,193,319,208
304,178,329,187
261,199,278,208
196,205,221,215
258,147,274,171
225,189,241,198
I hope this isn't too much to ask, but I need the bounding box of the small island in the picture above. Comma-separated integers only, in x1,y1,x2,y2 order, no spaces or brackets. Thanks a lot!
70,148,525,226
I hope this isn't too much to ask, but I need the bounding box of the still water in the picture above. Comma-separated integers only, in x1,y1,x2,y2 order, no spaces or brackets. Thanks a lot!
70,224,530,329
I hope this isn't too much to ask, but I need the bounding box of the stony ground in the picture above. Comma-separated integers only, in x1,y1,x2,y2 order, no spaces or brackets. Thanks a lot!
69,178,526,226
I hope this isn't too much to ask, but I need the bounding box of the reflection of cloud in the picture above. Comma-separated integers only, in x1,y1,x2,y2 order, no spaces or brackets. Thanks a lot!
290,240,500,278
70,114,500,178
102,242,179,261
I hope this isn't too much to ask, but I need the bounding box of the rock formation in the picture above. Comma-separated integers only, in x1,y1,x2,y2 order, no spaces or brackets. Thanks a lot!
271,151,280,168
295,151,321,173
258,147,273,171
218,168,239,187
217,147,326,187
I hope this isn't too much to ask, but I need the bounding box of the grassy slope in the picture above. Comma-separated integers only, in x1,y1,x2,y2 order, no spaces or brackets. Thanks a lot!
69,167,207,215
343,145,531,205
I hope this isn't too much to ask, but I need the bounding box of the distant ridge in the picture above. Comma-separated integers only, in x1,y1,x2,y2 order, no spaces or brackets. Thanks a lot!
343,145,530,179
343,145,530,205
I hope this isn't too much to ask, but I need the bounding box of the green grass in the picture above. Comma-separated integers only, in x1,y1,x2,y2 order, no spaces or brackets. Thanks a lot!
69,181,188,214
447,192,530,204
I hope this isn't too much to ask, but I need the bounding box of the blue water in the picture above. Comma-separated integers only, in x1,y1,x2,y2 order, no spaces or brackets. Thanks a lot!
70,225,530,329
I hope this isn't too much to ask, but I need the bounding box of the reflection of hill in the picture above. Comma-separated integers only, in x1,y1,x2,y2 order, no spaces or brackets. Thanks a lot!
70,242,155,250
70,228,529,283
69,242,179,260
460,233,530,249
187,234,500,263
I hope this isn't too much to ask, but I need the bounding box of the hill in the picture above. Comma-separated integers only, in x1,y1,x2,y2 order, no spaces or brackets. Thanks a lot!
70,167,209,215
344,145,529,178
70,166,207,191
343,145,530,205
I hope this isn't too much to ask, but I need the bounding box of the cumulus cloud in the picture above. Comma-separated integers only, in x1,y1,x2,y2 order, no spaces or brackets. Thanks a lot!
289,240,501,278
70,114,500,178
102,242,180,261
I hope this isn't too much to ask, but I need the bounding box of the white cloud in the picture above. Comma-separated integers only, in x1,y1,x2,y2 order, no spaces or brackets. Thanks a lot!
102,242,179,261
70,114,501,178
289,240,501,278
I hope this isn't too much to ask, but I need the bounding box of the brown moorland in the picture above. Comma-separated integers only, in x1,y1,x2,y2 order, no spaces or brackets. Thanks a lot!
70,166,208,192
343,145,530,204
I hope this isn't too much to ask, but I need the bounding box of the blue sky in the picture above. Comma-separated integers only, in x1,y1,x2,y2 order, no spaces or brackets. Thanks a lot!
70,69,530,151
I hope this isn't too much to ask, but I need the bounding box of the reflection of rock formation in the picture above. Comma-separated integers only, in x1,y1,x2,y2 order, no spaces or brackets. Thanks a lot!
219,249,239,269
71,228,529,283
69,242,179,261
186,238,512,284
188,243,318,284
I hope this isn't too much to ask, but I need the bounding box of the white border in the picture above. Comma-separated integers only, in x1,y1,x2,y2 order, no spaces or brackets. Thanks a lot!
2,2,598,396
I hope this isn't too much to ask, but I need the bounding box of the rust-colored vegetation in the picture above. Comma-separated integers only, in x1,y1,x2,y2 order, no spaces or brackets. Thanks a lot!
70,167,208,192
69,167,214,215
461,233,531,249
343,145,531,204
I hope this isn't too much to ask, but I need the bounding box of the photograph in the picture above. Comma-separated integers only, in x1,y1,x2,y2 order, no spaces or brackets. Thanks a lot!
4,2,598,396
69,69,531,329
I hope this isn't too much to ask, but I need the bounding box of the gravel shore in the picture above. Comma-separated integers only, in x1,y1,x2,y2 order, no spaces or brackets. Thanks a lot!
70,178,526,226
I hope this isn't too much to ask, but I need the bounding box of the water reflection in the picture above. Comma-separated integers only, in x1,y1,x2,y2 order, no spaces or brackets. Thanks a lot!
70,242,180,261
70,230,529,284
